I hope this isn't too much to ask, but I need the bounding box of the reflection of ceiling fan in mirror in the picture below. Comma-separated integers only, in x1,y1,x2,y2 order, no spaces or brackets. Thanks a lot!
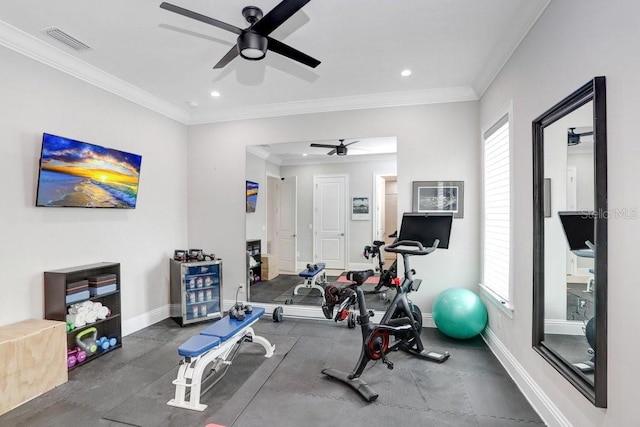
310,139,360,156
567,127,594,146
159,0,321,69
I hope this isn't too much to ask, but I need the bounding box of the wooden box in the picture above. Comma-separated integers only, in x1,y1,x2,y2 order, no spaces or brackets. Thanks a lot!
0,319,68,416
261,254,279,281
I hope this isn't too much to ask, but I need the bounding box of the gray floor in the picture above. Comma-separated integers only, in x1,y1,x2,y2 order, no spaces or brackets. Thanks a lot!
0,315,545,427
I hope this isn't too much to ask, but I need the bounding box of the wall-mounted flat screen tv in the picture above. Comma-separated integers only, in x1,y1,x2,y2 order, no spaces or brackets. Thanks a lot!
246,180,259,213
36,133,142,208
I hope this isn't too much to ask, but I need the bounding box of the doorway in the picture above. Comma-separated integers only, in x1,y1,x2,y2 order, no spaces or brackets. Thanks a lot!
373,175,398,269
313,175,347,270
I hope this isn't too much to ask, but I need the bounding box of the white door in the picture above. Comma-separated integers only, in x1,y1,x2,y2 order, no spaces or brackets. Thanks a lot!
314,175,347,270
278,176,297,273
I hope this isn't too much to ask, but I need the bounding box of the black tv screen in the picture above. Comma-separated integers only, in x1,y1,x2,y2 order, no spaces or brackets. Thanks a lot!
558,211,595,251
36,133,142,208
398,212,453,249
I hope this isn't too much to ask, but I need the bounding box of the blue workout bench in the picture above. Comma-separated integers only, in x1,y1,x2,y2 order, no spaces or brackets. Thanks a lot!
293,263,327,297
167,306,274,411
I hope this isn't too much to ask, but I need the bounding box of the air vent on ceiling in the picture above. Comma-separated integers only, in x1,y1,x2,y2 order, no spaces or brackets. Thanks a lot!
42,27,92,52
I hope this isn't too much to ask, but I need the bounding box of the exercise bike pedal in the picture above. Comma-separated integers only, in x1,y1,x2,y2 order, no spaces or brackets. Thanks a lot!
382,355,394,370
419,349,450,363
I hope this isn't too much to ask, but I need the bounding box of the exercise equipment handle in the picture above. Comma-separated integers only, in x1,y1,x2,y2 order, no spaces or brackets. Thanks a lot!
384,239,439,256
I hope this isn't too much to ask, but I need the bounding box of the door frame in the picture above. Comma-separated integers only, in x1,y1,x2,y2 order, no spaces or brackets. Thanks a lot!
312,174,349,270
372,173,398,269
265,173,280,259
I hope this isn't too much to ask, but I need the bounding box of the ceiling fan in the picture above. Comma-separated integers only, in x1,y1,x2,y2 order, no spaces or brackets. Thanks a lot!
567,127,594,146
310,139,360,156
159,0,321,69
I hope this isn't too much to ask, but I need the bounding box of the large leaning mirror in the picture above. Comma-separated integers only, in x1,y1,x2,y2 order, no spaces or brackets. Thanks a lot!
532,76,607,407
245,138,398,311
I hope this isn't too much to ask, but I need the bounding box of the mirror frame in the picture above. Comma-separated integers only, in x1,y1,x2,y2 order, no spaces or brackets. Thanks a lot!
532,76,607,407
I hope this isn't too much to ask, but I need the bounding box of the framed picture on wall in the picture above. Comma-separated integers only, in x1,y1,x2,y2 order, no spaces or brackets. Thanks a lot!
351,196,370,220
412,181,464,218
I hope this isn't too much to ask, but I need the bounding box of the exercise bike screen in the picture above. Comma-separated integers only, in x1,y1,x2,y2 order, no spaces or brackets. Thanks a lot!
398,213,453,249
558,211,595,250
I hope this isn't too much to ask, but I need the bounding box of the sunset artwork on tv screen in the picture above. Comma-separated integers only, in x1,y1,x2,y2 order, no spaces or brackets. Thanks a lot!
36,133,142,208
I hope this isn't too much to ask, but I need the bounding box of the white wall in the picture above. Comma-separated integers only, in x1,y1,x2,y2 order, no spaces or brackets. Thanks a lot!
0,46,188,329
280,156,396,267
480,0,640,425
187,101,480,310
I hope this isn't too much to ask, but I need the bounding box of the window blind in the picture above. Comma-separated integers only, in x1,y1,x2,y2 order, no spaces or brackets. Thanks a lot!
483,116,510,302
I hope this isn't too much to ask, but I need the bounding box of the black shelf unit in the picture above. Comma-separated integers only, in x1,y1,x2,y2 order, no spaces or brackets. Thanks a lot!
44,262,122,370
246,239,262,285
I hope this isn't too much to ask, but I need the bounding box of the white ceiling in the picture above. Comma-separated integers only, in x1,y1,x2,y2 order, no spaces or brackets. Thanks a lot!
0,1,549,125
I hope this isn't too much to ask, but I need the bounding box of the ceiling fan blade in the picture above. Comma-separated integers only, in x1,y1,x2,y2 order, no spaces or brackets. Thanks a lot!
252,0,311,36
160,2,243,35
343,140,360,147
213,46,240,69
267,37,321,68
310,143,338,149
327,148,337,156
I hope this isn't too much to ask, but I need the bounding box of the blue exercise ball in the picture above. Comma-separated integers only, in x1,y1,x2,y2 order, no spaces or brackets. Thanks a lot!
432,288,488,339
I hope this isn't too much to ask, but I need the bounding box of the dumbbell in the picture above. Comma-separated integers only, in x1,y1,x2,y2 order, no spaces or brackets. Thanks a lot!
229,302,250,320
67,347,87,368
306,263,318,271
97,336,118,350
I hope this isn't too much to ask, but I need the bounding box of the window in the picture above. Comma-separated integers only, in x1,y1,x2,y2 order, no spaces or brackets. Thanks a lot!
482,113,512,307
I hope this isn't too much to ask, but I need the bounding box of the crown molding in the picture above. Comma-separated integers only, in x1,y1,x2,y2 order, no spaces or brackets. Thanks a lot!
473,0,552,97
0,19,190,124
246,145,273,161
188,86,479,125
0,18,480,127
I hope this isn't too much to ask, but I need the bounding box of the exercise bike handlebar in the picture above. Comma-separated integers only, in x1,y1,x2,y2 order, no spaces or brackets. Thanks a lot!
384,239,439,256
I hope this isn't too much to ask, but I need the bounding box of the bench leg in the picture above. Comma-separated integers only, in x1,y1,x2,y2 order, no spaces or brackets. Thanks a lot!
167,340,236,411
246,327,275,357
167,357,209,411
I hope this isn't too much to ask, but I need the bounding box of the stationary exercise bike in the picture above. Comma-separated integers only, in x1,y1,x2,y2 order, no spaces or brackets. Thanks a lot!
322,212,453,402
362,231,398,294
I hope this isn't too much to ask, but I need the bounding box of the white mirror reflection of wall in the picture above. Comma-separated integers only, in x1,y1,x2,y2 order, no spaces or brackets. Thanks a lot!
245,137,397,308
543,100,595,382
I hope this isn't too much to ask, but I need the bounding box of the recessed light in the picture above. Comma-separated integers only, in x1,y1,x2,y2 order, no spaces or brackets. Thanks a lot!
302,153,308,157
187,101,198,107
401,69,412,77
210,91,221,97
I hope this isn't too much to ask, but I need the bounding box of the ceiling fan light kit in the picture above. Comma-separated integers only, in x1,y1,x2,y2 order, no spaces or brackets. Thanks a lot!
238,32,267,60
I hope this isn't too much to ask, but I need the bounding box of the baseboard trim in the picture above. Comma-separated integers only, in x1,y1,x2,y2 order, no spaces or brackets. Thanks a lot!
122,304,170,336
482,327,571,427
544,319,586,335
223,299,326,320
